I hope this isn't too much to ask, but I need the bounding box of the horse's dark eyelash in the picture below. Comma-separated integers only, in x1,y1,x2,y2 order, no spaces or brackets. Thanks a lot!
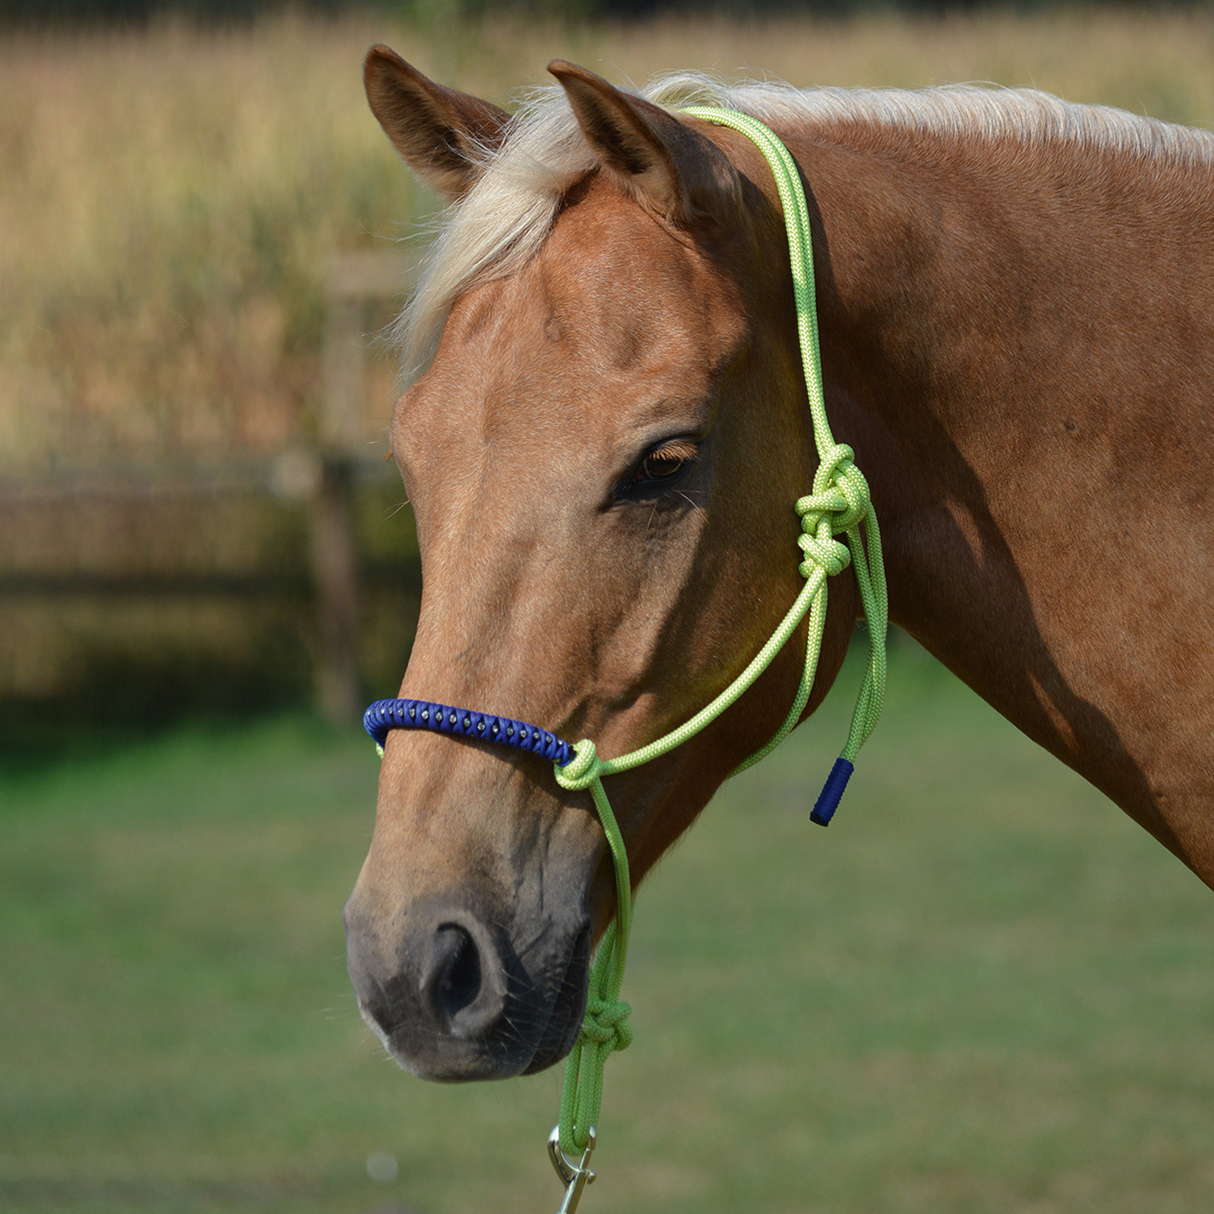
647,439,699,465
613,437,701,502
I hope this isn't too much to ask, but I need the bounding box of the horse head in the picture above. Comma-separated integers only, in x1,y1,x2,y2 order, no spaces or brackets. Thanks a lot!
344,48,858,1081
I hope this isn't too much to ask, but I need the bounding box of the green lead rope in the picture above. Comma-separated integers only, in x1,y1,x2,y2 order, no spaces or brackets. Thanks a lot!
549,107,889,1164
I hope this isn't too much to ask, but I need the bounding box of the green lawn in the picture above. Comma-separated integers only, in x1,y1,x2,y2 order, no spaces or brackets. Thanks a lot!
3,644,1211,1214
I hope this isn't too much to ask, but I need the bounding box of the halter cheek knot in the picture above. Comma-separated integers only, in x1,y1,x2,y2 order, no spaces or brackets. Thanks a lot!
580,996,633,1051
555,738,601,791
795,443,872,578
796,519,852,577
819,443,871,530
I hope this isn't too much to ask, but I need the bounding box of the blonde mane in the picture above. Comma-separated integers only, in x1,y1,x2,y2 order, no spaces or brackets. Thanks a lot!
397,72,1214,369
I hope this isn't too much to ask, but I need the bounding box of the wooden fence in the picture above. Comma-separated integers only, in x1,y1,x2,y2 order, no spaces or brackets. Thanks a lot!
0,251,414,725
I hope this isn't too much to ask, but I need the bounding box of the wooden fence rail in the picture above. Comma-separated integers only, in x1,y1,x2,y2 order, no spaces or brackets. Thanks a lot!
0,251,414,725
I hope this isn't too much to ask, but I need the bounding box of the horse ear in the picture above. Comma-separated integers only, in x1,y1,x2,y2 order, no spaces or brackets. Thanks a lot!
547,60,740,228
364,45,509,199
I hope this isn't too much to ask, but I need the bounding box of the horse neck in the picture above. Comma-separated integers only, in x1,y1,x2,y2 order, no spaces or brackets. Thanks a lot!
780,121,1214,876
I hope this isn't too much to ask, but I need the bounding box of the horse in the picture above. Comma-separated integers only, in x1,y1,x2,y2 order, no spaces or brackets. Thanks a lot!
343,45,1214,1083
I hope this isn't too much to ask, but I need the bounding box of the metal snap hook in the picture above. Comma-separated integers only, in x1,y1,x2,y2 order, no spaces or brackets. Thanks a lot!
547,1125,596,1214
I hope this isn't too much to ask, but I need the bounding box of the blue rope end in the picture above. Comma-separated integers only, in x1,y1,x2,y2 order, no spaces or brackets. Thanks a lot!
810,757,854,826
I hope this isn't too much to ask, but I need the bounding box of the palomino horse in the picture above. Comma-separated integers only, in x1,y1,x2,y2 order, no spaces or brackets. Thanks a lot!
344,46,1214,1082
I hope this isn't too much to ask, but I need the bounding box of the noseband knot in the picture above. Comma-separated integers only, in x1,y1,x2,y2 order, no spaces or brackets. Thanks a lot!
795,443,871,578
554,738,601,791
580,996,633,1051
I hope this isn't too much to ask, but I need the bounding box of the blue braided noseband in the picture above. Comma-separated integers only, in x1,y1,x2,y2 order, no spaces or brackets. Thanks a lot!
363,697,850,826
363,698,575,767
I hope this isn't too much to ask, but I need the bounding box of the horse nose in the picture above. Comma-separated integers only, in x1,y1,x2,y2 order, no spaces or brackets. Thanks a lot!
421,916,505,1037
345,897,507,1046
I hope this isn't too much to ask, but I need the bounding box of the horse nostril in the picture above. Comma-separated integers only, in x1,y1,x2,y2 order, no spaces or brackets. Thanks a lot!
432,924,481,1021
426,918,509,1040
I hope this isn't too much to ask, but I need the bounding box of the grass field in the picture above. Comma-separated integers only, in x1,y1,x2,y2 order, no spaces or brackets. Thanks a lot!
4,641,1212,1214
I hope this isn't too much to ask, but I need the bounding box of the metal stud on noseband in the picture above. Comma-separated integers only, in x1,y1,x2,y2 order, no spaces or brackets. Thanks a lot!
361,108,890,1214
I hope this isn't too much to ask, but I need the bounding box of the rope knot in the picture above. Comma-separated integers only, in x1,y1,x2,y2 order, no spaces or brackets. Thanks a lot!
795,444,871,578
796,444,870,532
580,997,633,1052
554,738,601,791
797,529,851,578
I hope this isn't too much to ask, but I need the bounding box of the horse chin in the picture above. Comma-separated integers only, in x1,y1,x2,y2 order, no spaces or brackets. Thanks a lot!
522,921,591,1075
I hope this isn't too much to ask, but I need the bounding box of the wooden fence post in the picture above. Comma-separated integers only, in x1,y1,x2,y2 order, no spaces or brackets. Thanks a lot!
308,452,362,725
311,251,412,725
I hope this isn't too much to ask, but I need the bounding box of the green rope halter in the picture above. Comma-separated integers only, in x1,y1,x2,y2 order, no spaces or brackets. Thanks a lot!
547,106,889,1174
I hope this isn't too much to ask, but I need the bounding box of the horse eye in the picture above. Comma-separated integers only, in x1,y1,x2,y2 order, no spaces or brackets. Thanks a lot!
634,439,698,486
642,451,686,479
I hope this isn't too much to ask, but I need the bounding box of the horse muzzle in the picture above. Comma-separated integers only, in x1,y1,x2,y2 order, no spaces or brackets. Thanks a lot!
344,889,591,1080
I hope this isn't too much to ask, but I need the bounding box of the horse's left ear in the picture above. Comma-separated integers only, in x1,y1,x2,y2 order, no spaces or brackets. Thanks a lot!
548,60,741,228
364,45,510,199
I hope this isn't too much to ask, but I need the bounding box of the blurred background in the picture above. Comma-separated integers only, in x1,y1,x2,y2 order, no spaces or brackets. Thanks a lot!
2,2,1212,1212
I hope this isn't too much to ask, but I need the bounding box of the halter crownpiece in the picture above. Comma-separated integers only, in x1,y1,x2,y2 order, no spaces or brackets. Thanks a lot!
362,106,888,1214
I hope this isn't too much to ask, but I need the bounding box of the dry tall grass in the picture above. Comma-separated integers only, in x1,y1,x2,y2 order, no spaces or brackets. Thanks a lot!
2,8,1212,473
